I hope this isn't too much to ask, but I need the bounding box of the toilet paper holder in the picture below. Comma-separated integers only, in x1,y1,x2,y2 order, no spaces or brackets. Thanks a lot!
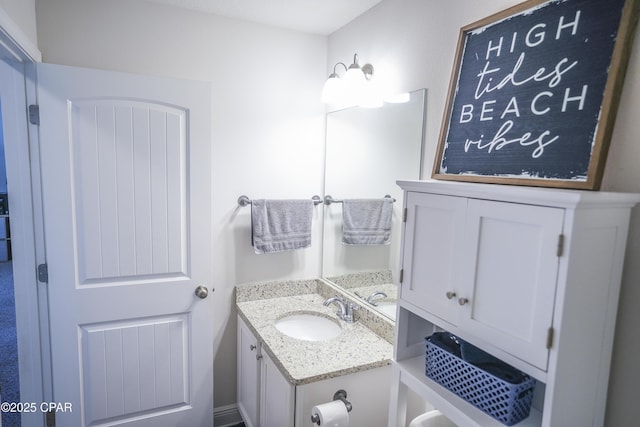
311,389,352,425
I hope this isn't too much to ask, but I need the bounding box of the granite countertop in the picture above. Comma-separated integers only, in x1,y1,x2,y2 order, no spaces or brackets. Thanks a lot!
237,292,393,386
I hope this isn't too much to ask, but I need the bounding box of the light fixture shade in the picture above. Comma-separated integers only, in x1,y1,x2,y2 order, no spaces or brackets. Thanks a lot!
344,66,365,84
358,80,384,108
321,75,346,104
384,92,411,104
343,66,366,106
322,54,378,106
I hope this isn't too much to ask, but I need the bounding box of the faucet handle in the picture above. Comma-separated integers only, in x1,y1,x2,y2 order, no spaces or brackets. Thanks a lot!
343,302,359,323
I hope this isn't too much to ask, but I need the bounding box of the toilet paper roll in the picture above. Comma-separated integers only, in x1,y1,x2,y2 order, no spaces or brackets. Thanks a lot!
311,400,349,426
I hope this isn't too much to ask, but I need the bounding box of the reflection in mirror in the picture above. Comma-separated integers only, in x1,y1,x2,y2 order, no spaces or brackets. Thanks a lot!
322,89,427,321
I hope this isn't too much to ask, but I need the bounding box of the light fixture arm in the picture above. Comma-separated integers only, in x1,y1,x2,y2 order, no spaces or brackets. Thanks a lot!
349,53,361,70
321,53,377,105
348,53,374,80
329,62,348,78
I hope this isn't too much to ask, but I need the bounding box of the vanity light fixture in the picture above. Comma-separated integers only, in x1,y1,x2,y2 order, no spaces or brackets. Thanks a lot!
321,53,381,107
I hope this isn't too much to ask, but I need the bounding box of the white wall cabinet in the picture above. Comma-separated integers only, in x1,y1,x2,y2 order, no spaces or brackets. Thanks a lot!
389,180,639,427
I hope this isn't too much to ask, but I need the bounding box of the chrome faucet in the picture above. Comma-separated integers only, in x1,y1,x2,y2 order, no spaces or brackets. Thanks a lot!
323,295,358,323
365,291,388,306
355,290,388,306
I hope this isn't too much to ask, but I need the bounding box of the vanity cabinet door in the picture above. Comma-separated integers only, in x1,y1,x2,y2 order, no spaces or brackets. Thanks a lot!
237,317,260,427
260,351,294,427
458,199,564,370
400,192,467,325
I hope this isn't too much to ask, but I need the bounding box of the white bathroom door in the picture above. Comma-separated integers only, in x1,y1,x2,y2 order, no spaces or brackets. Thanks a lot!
36,63,214,426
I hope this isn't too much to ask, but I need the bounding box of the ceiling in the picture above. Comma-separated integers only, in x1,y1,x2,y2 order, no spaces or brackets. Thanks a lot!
143,0,383,35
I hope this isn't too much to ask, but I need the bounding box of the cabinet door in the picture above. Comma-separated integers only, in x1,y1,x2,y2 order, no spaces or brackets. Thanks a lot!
401,192,467,324
260,351,294,427
459,199,564,370
237,317,260,427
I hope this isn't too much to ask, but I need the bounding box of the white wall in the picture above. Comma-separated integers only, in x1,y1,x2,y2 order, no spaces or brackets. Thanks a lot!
330,0,640,424
35,0,327,409
0,0,37,47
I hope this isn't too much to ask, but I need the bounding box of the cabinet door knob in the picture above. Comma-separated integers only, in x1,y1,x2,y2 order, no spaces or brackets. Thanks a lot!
458,297,469,306
256,355,263,361
250,344,257,351
446,291,457,300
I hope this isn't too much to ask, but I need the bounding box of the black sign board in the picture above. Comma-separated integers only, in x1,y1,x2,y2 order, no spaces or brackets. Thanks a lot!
433,0,639,189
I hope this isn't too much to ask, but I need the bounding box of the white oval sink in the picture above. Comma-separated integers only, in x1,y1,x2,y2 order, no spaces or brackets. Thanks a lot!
376,302,397,320
375,301,396,320
275,313,342,341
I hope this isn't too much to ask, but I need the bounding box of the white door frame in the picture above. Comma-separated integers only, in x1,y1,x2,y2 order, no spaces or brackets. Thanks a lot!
0,10,51,427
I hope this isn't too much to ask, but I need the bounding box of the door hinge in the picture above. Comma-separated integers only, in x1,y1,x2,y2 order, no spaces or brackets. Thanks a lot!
28,104,40,125
46,409,56,426
399,269,404,284
546,327,554,349
37,263,48,283
556,234,565,257
403,207,407,223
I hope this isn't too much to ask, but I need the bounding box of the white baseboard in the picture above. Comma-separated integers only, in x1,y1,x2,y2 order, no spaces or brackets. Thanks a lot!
214,404,243,426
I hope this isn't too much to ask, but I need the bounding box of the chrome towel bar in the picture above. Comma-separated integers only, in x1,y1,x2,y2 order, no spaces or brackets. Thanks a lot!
238,195,323,207
324,194,396,205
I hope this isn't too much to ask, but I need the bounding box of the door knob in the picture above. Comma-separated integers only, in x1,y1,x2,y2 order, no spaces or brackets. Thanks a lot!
458,297,469,306
195,285,209,299
446,291,457,300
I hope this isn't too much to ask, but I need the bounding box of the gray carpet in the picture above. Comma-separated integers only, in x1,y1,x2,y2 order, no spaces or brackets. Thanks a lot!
0,261,20,426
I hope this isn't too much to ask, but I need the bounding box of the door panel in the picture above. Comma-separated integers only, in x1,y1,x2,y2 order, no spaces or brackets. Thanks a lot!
400,192,467,324
81,315,188,424
260,352,294,427
37,63,213,426
237,317,259,427
460,199,564,370
71,99,188,283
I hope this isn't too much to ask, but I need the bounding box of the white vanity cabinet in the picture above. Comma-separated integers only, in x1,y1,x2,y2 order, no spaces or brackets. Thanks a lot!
238,316,294,427
238,316,260,427
389,180,639,427
238,315,392,427
261,351,295,427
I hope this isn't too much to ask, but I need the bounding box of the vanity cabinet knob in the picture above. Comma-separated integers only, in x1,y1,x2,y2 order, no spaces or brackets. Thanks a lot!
256,355,263,361
446,291,457,300
250,344,257,351
458,297,469,306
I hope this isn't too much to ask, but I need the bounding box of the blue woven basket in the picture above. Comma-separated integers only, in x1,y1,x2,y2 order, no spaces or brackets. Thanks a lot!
425,335,536,426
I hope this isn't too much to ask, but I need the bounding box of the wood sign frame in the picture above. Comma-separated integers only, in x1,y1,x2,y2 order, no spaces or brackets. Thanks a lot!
432,0,639,190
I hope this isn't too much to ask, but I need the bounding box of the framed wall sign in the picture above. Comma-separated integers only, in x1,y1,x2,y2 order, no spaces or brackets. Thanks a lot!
432,0,639,189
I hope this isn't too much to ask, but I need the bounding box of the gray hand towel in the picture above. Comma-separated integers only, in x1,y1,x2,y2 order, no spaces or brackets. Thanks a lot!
251,199,314,254
342,198,393,245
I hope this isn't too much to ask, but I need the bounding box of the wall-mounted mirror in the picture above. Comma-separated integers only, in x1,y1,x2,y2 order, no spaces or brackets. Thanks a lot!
322,89,427,321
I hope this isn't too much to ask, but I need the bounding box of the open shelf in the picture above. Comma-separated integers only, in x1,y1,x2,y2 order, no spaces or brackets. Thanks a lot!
395,356,542,427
